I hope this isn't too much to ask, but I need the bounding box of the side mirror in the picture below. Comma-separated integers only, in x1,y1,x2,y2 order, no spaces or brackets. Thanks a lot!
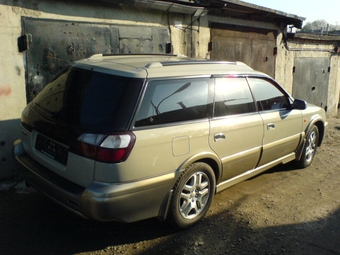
293,99,307,110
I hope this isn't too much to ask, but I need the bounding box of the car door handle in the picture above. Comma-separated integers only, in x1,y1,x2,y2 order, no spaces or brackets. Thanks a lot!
267,123,275,130
214,133,226,142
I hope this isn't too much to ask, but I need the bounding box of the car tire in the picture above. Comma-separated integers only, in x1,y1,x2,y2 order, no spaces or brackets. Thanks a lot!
296,125,319,168
170,162,215,228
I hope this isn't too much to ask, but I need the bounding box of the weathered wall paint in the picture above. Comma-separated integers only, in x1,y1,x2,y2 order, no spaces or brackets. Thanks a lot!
0,85,12,96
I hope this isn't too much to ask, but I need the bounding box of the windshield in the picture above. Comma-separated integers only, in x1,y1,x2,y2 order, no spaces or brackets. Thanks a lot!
32,67,143,131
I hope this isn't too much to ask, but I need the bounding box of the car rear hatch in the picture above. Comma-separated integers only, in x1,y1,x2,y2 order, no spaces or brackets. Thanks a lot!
20,66,144,187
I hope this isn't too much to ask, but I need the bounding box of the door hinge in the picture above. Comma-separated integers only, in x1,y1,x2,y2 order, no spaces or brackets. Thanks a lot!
208,41,212,52
18,33,32,52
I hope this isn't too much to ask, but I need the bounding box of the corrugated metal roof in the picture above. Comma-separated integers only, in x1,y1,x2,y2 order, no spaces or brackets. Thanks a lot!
99,0,305,28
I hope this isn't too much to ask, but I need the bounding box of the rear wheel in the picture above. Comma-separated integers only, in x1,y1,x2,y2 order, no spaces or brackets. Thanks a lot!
296,125,319,168
170,162,215,228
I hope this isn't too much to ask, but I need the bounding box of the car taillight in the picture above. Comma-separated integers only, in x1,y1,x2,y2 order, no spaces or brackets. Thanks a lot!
70,132,136,163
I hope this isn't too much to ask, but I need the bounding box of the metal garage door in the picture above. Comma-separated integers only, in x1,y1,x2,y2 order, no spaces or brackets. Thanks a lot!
22,18,170,103
293,57,330,110
210,24,276,78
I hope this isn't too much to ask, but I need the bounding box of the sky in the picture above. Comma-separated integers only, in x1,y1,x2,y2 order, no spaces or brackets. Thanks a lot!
242,0,339,26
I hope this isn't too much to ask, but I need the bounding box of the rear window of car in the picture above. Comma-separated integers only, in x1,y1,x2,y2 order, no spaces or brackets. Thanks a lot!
135,78,212,127
32,67,143,131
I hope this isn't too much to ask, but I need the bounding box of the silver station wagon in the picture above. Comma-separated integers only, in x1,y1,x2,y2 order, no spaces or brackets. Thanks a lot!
13,54,328,228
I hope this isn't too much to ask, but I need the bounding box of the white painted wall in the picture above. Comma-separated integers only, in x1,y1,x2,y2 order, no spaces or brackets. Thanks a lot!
0,3,27,177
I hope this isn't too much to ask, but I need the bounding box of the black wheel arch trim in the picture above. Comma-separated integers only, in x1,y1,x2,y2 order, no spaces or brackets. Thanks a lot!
176,152,222,185
158,152,221,222
296,117,326,160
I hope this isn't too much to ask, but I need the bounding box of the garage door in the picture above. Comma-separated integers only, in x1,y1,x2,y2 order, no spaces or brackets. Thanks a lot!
22,18,170,103
210,24,276,78
293,57,330,110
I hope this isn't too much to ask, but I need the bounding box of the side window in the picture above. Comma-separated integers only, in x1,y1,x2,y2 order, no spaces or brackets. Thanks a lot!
214,77,256,117
248,78,291,111
135,79,212,127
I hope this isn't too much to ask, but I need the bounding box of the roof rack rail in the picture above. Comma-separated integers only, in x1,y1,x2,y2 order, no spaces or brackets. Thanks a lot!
101,53,178,57
160,60,239,66
88,53,103,59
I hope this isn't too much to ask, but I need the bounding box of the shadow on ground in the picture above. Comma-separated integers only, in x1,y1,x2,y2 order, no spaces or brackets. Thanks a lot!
0,162,339,255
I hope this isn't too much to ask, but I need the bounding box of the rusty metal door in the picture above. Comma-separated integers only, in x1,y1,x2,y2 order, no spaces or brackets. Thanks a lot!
210,25,276,78
22,18,170,103
292,57,329,110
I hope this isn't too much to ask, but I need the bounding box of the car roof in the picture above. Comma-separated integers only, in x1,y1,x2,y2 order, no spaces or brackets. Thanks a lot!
72,54,267,79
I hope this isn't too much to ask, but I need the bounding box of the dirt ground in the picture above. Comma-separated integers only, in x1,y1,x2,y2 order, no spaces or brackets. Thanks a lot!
0,115,339,255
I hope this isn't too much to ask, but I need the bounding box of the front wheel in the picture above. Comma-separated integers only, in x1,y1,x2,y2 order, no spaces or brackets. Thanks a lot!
170,162,215,228
296,125,319,168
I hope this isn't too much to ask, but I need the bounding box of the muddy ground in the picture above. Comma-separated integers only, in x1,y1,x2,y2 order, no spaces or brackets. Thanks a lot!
0,116,339,255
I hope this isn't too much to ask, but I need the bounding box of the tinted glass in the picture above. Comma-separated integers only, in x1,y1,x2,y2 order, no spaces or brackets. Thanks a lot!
135,78,212,126
214,77,255,117
248,78,291,111
33,67,143,131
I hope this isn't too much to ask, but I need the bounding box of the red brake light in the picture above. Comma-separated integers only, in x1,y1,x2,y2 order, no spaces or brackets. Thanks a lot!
96,147,131,163
70,132,135,163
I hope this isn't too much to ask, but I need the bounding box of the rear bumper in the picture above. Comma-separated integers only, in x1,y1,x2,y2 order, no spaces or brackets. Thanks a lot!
13,139,174,223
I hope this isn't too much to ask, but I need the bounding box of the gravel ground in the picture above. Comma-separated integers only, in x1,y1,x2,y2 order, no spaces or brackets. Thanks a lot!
0,115,339,255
